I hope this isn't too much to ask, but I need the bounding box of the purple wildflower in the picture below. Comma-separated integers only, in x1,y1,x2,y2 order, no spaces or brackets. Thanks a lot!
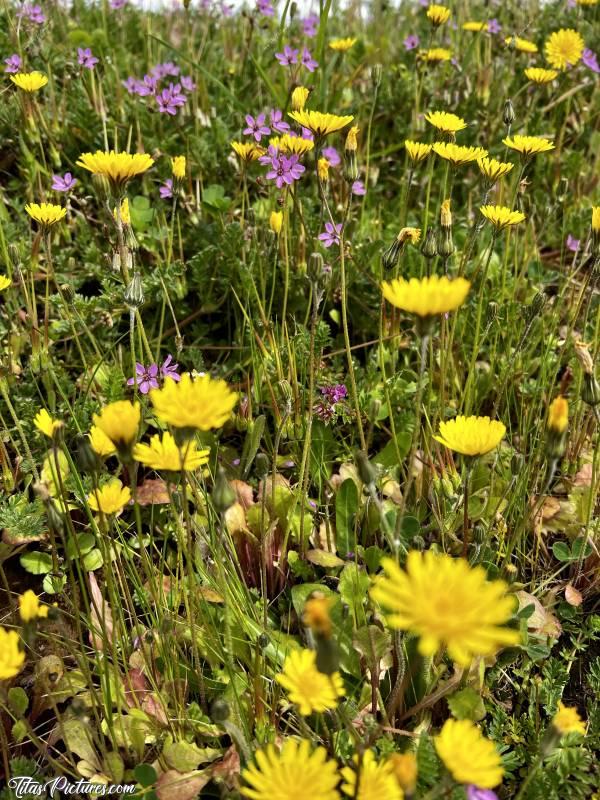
160,354,181,382
322,146,341,166
220,2,234,16
180,75,196,91
4,54,22,73
351,180,366,196
487,18,501,34
566,234,580,252
110,0,127,8
466,789,498,800
582,48,600,74
319,221,343,248
17,4,46,24
52,173,77,192
152,61,180,79
270,108,290,133
275,45,299,66
127,363,160,394
77,48,99,70
302,13,319,37
135,74,159,96
301,47,319,72
314,384,347,423
257,0,274,16
301,127,314,140
160,179,174,199
156,83,187,115
243,113,271,141
403,34,420,50
265,152,305,188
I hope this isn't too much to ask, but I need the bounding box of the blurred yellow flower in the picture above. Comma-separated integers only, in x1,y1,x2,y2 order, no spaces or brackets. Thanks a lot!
389,753,417,795
477,156,514,181
420,48,452,62
329,38,357,51
291,86,310,111
341,751,403,799
88,478,131,515
433,142,488,166
271,134,315,155
371,551,519,666
425,110,467,134
505,35,538,53
463,21,486,31
34,408,61,438
171,155,186,179
270,210,283,234
276,649,345,715
548,395,568,432
502,134,555,157
93,400,140,448
89,425,116,458
405,140,433,162
426,4,451,25
288,110,354,137
318,157,330,180
480,205,526,229
302,595,334,637
10,71,48,91
545,29,584,70
25,203,66,228
77,150,154,191
19,590,49,622
575,0,598,4
435,719,504,788
0,275,11,292
552,701,586,736
592,207,600,231
231,140,265,162
382,275,470,317
149,373,238,432
0,627,25,680
525,67,559,83
434,415,506,455
133,432,210,472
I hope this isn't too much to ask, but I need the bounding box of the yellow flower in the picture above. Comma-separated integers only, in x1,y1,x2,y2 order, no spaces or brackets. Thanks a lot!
525,67,559,83
288,110,354,137
114,198,130,225
345,125,359,152
340,751,403,800
171,155,186,179
371,552,518,665
425,110,467,135
0,275,11,292
88,425,116,458
318,157,330,181
575,0,598,4
302,595,334,637
477,157,514,182
271,134,315,156
503,134,555,157
88,478,131,515
480,205,526,230
592,207,600,232
329,38,357,51
25,203,66,228
426,4,451,25
435,719,504,788
76,150,154,192
548,396,568,432
405,140,433,162
463,21,486,32
92,400,140,448
34,408,61,438
432,142,488,166
552,701,586,736
19,590,49,622
133,431,210,472
381,275,470,318
434,415,506,455
0,627,25,680
10,72,48,92
440,199,452,227
389,753,417,795
276,649,345,715
291,86,310,111
241,739,341,800
231,140,265,162
420,48,453,62
505,35,538,53
545,29,585,70
149,373,238,432
398,227,422,244
270,210,283,234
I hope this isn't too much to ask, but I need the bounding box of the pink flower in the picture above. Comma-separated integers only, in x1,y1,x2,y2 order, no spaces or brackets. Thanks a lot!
319,221,343,247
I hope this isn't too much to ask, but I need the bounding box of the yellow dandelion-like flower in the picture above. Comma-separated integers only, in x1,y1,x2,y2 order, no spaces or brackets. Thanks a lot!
231,140,265,162
34,408,61,438
463,21,486,32
398,227,422,245
10,72,48,92
480,205,526,230
547,396,568,432
76,150,154,192
420,48,453,62
271,134,315,156
434,415,506,455
341,751,403,800
503,134,555,157
171,155,186,179
0,627,25,680
113,198,130,225
276,649,345,715
425,110,467,135
552,702,586,736
505,35,538,53
270,210,283,234
288,110,354,137
405,140,433,162
88,425,116,458
432,142,488,166
345,125,359,152
435,719,504,789
87,478,131,515
291,86,310,111
329,38,357,51
92,400,140,449
25,203,66,229
133,432,210,472
477,157,514,182
381,275,470,318
545,29,585,70
318,157,330,181
371,552,519,665
241,739,341,800
426,4,451,26
525,67,559,84
592,207,600,232
302,595,335,637
389,753,417,795
149,373,238,433
0,275,12,292
19,590,49,622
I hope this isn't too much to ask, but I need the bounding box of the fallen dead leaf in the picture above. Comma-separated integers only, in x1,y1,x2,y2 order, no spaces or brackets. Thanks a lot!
564,583,583,606
136,479,171,506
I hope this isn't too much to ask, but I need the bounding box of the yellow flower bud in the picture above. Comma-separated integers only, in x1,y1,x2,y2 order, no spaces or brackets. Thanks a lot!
547,395,568,433
318,157,330,181
270,210,283,234
440,199,452,228
345,125,360,152
291,86,310,111
171,155,186,180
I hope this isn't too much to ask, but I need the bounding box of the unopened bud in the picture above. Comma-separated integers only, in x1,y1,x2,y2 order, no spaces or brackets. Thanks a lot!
503,99,516,127
344,150,359,182
381,237,402,271
371,63,383,89
308,251,327,286
212,466,237,513
582,373,600,407
111,251,121,272
60,283,75,303
74,434,100,473
356,450,377,486
124,271,144,309
9,244,20,269
315,636,340,675
254,452,270,479
503,563,519,584
420,227,438,259
437,227,455,258
525,291,546,324
210,699,230,723
291,86,310,111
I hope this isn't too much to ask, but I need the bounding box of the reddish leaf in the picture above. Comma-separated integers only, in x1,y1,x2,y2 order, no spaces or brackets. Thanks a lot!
155,770,211,800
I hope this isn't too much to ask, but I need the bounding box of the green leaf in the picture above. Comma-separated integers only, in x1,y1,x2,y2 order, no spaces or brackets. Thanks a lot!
305,549,345,568
20,551,53,574
43,572,66,594
335,478,359,556
353,625,392,667
11,720,28,743
202,184,232,212
8,687,29,716
82,548,104,571
66,532,96,559
338,564,370,622
363,545,384,574
447,687,487,721
552,542,571,562
571,537,592,560
134,764,157,788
